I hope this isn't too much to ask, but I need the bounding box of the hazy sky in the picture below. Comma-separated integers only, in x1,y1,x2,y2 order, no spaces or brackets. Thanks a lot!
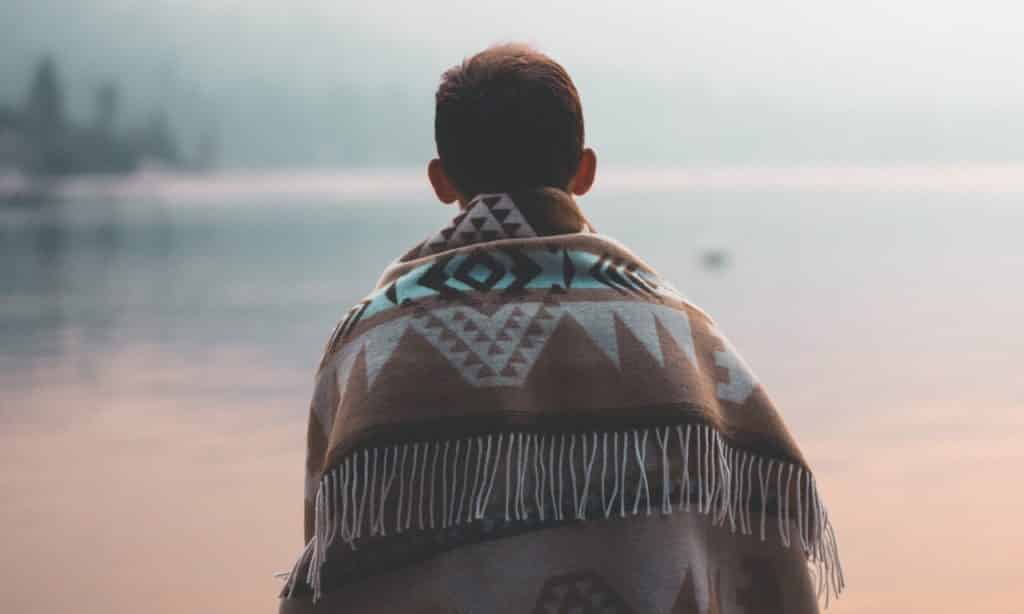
3,0,1023,167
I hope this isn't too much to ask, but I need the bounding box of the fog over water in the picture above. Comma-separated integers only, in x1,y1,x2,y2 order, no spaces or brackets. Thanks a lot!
3,0,1024,167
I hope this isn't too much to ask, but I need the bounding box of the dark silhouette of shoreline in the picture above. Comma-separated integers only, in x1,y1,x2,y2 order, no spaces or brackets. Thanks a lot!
0,55,216,204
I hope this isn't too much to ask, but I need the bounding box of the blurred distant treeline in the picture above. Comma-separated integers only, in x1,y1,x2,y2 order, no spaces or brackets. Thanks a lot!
0,56,216,177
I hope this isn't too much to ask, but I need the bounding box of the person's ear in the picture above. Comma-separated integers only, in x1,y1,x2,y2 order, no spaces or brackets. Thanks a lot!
569,148,596,197
428,158,460,205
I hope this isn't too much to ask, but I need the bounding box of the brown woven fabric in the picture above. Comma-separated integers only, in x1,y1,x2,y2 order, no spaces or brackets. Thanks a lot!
280,189,843,609
281,513,823,613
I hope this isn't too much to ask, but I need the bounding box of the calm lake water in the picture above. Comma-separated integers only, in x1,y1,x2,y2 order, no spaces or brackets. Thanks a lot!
2,177,1022,613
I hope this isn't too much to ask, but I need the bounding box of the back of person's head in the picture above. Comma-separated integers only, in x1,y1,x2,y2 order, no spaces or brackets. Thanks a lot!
434,44,586,198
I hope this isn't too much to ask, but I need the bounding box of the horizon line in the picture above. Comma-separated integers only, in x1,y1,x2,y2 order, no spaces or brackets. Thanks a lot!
3,163,1024,204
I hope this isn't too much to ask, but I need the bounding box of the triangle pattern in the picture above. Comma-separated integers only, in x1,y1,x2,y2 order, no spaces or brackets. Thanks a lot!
652,307,700,370
562,302,702,371
418,193,539,256
379,302,703,389
363,324,410,387
407,303,564,386
567,309,620,368
610,305,664,366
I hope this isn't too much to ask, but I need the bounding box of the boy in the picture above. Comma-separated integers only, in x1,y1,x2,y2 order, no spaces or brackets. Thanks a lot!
280,44,841,614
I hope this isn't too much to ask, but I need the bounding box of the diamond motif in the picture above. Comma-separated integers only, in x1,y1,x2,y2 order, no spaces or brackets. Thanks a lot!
453,250,506,292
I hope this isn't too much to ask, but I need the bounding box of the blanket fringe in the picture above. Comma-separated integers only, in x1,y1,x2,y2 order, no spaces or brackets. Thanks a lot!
283,424,844,605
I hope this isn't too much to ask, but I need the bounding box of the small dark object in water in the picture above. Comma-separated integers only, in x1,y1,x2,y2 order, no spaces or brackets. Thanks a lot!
700,249,730,272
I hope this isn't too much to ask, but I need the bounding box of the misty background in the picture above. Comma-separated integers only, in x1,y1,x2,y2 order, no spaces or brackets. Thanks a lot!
4,0,1024,169
3,3,1024,614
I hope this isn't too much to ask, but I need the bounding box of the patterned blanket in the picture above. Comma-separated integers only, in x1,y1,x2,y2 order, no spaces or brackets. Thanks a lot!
280,188,843,612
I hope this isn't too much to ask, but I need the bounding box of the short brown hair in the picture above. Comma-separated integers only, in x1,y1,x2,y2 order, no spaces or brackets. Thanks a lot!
434,44,584,197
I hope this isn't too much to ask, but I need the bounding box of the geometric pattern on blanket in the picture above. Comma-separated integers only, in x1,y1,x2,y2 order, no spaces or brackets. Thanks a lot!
417,193,537,257
283,189,844,606
348,244,682,336
330,301,707,389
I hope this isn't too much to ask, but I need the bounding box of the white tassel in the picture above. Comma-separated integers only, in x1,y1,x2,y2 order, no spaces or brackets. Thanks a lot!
330,470,341,546
577,433,598,519
478,434,502,519
367,448,378,537
724,447,737,532
632,429,651,516
696,426,705,513
336,460,349,543
514,434,525,521
535,435,546,521
428,442,439,529
281,539,314,598
468,437,483,523
471,436,485,519
783,463,795,548
707,426,716,513
359,449,371,541
396,445,408,533
521,434,532,520
417,443,427,531
450,439,463,527
440,441,450,529
462,438,475,524
504,433,514,522
601,432,619,518
568,433,579,518
656,427,671,515
711,431,725,523
677,425,691,512
458,438,469,525
744,452,755,536
293,426,843,606
346,453,358,544
550,433,561,518
795,468,806,552
384,446,400,534
558,434,567,520
759,458,770,541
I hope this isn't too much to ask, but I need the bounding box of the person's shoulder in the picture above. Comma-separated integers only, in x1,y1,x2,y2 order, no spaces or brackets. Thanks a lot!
579,232,716,323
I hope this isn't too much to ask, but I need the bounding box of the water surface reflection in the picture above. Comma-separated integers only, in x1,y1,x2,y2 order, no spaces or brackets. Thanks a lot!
2,189,1022,613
